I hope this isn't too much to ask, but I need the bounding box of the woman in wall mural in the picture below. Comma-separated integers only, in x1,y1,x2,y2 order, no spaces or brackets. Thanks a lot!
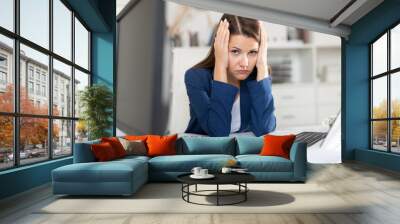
184,14,276,137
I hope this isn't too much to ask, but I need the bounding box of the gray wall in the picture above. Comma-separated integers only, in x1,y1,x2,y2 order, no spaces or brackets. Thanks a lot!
116,0,168,135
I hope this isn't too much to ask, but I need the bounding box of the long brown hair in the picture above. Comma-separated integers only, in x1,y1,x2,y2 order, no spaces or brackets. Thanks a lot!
192,14,261,70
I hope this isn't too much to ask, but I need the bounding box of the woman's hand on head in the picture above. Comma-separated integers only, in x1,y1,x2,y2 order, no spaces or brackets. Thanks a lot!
256,21,269,81
213,19,230,83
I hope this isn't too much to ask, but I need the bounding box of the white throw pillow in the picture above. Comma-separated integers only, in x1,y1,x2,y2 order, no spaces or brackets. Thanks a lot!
118,137,147,156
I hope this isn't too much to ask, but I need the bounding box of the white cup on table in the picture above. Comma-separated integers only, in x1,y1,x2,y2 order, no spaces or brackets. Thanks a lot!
191,167,202,176
199,169,208,176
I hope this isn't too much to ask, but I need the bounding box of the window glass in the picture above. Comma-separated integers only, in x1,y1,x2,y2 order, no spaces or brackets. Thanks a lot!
372,121,388,151
74,69,89,118
75,120,88,143
20,44,49,115
391,72,400,118
0,116,13,170
391,120,400,153
0,35,14,113
20,0,49,49
53,59,72,117
20,117,49,165
53,119,72,158
391,24,400,70
0,0,14,31
372,33,387,76
74,18,89,70
372,77,387,119
53,0,72,60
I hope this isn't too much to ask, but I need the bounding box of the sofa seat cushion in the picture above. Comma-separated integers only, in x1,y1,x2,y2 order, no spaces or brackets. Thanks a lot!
149,154,235,172
116,155,150,163
52,159,147,183
236,155,293,172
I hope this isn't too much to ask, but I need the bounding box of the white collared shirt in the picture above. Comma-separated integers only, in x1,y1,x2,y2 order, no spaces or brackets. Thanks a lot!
230,94,241,133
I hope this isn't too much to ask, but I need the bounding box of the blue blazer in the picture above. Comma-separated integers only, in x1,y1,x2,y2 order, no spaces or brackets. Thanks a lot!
184,67,276,137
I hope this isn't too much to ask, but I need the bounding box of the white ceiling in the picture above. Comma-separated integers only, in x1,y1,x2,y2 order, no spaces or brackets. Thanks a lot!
117,0,131,14
225,0,385,26
166,0,384,38
226,0,353,24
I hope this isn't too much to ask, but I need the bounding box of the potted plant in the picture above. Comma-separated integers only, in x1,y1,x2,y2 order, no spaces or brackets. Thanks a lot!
79,84,113,140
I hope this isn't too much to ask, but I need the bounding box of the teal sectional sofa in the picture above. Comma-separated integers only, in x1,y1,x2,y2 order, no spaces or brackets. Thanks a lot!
52,136,307,196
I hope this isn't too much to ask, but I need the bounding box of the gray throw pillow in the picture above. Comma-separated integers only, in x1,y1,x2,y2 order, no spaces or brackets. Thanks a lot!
118,138,147,156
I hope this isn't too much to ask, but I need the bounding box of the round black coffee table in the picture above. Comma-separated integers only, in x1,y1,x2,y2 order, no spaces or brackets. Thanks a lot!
177,172,255,206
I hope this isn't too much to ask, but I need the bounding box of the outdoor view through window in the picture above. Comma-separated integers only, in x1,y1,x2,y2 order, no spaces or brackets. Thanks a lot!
0,0,91,170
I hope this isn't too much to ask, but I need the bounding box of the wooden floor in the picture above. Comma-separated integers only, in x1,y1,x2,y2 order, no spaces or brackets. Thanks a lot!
1,162,400,224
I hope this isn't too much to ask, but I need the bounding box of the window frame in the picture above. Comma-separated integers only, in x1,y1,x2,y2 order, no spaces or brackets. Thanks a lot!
369,20,400,154
0,0,92,171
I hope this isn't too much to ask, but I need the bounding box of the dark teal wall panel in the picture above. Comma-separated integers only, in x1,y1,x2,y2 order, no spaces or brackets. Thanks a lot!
92,32,114,89
65,0,109,32
91,0,116,135
355,149,400,172
91,32,115,136
0,158,72,199
343,44,369,160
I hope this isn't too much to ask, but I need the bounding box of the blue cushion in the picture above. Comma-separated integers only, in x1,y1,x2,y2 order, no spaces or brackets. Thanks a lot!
235,136,263,155
178,136,236,155
148,154,235,172
236,155,293,172
73,139,100,163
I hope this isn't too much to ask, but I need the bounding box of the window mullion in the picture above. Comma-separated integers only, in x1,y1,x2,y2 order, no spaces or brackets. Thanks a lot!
370,45,373,149
14,0,20,167
49,0,54,160
71,10,76,155
388,30,391,153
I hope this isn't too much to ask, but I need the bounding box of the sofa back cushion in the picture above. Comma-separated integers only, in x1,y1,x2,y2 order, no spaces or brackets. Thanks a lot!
178,136,235,155
235,136,264,155
73,139,100,163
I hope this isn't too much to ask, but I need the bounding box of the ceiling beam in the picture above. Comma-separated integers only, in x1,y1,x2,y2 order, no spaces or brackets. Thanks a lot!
164,0,351,38
330,0,368,28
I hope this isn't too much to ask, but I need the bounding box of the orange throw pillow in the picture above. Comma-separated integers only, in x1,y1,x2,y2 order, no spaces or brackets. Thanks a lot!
259,134,296,159
101,137,127,158
125,135,148,141
146,134,178,157
91,142,117,161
